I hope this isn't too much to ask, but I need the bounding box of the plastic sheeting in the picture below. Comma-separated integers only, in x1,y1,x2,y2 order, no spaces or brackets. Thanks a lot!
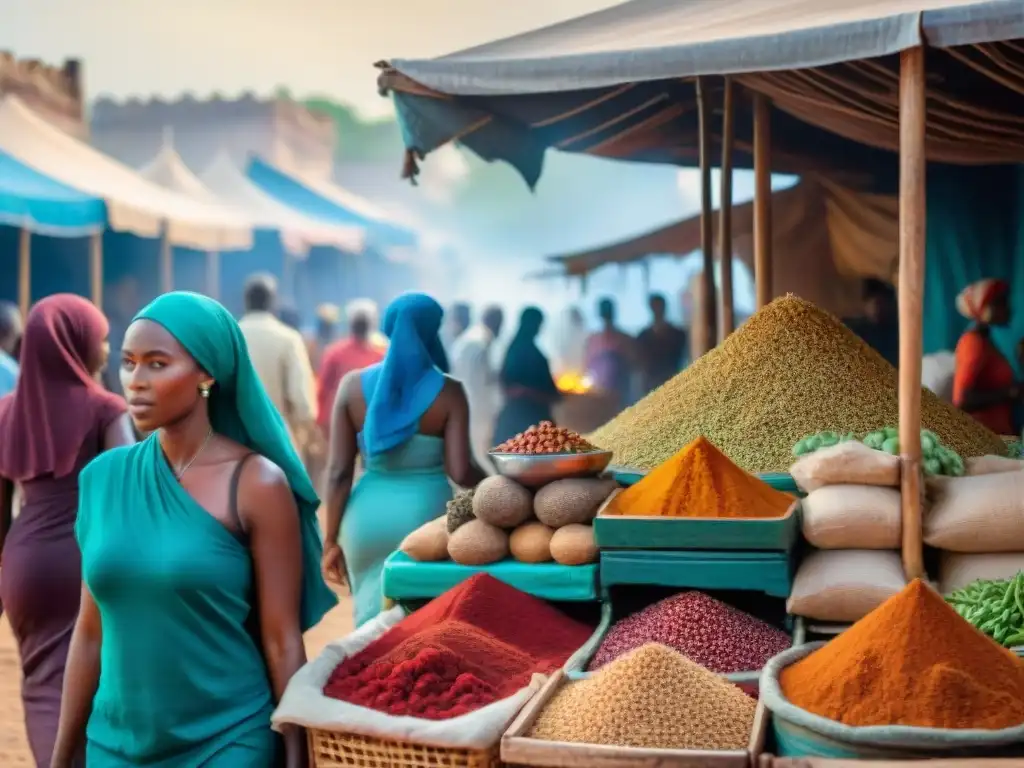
0,149,105,236
0,96,252,251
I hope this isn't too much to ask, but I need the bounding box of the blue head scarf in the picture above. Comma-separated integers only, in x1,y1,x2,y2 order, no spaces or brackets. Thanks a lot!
361,292,448,456
134,291,336,630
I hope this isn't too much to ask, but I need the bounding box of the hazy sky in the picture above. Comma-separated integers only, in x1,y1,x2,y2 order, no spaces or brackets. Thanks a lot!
3,0,619,116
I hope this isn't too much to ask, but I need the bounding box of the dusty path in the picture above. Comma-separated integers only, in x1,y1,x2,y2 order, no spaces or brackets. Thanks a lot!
0,596,354,764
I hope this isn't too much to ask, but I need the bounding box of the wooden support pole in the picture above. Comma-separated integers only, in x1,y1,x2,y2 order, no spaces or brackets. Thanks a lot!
719,77,735,339
17,228,31,319
898,46,927,582
696,76,717,354
753,93,773,309
160,229,173,294
89,232,103,309
206,251,220,300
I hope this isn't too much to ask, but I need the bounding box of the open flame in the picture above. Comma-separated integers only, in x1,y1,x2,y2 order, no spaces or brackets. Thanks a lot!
556,371,593,394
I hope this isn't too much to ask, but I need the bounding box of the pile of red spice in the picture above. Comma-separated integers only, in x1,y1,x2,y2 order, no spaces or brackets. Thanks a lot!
323,574,594,719
589,591,791,674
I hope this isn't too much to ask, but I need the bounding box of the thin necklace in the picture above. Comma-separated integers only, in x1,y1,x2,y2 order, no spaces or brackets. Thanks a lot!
174,428,214,480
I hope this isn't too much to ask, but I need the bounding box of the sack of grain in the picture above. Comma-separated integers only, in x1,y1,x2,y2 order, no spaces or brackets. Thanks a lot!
534,477,617,528
790,442,900,493
510,522,555,563
398,516,448,562
787,550,908,622
800,485,901,550
472,476,533,528
938,552,1024,594
966,455,1023,476
447,519,510,565
924,471,1024,552
549,524,598,565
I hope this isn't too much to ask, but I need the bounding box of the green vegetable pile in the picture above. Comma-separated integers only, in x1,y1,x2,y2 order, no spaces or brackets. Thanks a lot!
947,574,1024,648
1007,440,1023,460
792,427,965,477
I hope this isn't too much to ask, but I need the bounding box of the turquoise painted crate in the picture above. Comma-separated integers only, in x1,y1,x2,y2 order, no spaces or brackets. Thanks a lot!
594,488,801,551
600,549,794,597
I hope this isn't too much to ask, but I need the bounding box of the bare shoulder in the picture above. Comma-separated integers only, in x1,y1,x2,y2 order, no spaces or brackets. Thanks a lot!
441,374,466,395
237,455,297,522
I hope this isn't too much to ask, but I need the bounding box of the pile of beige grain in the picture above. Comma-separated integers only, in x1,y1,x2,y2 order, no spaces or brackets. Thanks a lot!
528,644,755,750
588,296,1005,473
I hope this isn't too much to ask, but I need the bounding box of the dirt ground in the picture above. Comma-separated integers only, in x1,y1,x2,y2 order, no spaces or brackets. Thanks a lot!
0,595,354,764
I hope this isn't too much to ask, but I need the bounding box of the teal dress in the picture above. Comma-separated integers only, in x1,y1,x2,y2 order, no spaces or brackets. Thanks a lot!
340,435,452,627
75,292,336,767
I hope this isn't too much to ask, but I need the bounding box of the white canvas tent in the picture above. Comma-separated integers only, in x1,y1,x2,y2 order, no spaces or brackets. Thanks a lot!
0,96,252,251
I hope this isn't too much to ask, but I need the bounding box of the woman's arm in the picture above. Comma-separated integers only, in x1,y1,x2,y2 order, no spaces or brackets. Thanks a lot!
102,412,136,450
0,476,12,557
445,381,488,488
322,373,359,583
240,459,308,768
51,586,103,768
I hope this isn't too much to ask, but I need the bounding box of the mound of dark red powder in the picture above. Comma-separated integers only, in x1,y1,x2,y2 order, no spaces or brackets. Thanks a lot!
323,574,593,719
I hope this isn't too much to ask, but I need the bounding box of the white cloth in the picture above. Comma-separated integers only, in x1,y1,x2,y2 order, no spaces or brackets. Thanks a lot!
555,315,588,375
238,311,317,447
451,324,501,468
922,350,957,403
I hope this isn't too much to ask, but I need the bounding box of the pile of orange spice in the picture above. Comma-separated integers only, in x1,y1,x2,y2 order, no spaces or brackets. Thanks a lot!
608,436,793,518
780,580,1024,729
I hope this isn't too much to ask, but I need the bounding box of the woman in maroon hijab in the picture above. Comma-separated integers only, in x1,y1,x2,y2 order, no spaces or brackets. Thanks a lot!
0,294,134,767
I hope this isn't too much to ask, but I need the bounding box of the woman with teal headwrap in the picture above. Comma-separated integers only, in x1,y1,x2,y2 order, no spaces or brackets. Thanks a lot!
51,292,336,768
322,293,485,627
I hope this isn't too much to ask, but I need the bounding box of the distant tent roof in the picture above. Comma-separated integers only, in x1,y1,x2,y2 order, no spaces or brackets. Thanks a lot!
0,149,105,237
0,96,252,250
199,153,365,255
246,157,418,252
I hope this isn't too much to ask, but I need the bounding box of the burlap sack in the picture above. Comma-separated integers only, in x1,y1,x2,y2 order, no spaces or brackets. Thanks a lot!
966,455,1024,476
924,471,1024,552
787,550,908,622
800,485,901,550
790,441,900,493
938,552,1024,594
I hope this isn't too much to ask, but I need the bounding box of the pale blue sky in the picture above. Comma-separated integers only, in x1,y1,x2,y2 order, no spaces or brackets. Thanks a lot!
3,0,619,115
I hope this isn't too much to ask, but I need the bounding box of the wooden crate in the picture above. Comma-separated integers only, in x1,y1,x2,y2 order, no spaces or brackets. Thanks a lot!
501,669,768,767
308,729,501,768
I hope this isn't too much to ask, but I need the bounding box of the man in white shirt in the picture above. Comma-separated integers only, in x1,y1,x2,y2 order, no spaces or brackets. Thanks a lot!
451,305,503,472
237,274,317,451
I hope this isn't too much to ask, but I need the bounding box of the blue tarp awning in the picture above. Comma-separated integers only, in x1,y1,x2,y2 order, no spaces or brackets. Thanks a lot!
246,157,417,251
0,150,106,237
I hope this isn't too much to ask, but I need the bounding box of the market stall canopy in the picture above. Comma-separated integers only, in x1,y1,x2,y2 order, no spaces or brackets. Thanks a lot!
545,176,900,318
0,148,105,236
0,96,252,250
246,156,418,253
377,0,1024,187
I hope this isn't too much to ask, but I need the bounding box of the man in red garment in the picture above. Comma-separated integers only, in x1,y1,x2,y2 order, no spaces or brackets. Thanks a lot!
317,300,386,440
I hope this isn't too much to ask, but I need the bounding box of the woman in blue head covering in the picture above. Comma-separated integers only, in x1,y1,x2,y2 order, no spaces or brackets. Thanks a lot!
322,293,486,627
51,292,336,768
493,307,562,445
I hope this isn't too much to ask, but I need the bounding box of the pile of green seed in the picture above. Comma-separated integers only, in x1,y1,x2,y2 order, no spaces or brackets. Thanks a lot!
528,644,755,750
588,296,1006,473
947,574,1024,648
445,488,476,533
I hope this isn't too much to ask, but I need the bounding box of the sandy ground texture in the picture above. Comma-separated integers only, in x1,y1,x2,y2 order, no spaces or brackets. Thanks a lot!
0,594,354,764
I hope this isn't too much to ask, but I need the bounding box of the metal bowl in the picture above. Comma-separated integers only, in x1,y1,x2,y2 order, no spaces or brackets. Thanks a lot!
488,450,613,488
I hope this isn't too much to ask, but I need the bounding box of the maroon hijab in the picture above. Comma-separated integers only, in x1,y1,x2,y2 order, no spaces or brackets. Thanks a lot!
0,294,126,481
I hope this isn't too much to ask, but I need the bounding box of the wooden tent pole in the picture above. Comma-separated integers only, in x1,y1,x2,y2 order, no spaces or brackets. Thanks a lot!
89,232,103,310
17,228,31,319
719,77,735,339
898,46,927,581
696,76,717,354
206,251,220,300
753,93,773,308
160,228,173,294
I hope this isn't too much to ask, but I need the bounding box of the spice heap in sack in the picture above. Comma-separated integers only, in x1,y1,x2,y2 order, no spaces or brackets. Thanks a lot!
606,436,793,519
493,422,597,455
323,574,593,720
588,591,791,674
780,579,1024,729
530,644,756,750
946,574,1024,648
588,296,1005,473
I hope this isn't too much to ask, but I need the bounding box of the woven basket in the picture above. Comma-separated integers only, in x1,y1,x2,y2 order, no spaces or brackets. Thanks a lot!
308,728,501,768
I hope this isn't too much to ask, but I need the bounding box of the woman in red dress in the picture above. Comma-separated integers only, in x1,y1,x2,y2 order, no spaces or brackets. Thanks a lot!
951,278,1020,436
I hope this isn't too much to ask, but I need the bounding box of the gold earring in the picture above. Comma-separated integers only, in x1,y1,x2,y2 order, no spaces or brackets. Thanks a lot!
199,384,211,399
